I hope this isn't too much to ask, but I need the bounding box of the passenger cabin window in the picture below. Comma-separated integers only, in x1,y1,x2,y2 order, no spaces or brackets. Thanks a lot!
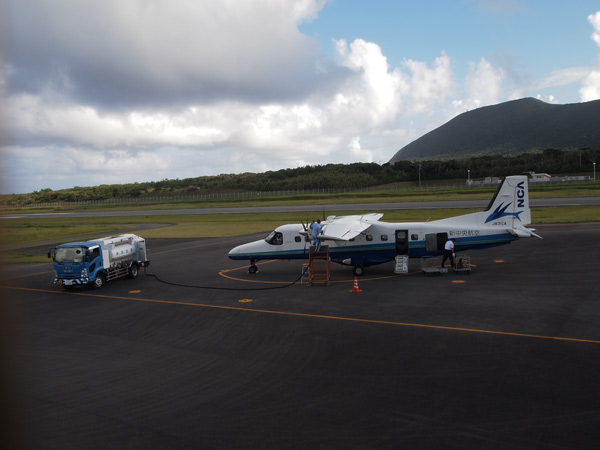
411,234,419,241
381,235,388,241
265,231,283,245
366,235,373,241
295,236,301,243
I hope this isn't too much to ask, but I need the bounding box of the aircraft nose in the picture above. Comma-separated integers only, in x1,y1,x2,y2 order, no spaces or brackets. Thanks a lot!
228,244,243,260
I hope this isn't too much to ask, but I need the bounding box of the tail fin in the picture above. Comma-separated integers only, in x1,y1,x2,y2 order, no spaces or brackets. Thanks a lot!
434,176,537,235
483,176,531,227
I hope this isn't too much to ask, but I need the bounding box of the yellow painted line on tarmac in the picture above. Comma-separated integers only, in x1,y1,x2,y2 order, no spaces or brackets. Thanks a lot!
4,284,600,345
219,262,415,284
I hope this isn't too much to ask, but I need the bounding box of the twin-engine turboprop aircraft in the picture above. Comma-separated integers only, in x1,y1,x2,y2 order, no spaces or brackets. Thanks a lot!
228,175,542,275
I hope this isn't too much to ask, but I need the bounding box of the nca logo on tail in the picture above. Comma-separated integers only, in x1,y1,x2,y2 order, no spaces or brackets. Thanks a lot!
485,181,526,223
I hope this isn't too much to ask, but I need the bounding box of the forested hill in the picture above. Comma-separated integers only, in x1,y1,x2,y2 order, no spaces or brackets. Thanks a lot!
389,98,600,162
2,148,599,206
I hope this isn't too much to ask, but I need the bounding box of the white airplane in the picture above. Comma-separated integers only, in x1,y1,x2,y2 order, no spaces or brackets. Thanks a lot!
228,175,542,275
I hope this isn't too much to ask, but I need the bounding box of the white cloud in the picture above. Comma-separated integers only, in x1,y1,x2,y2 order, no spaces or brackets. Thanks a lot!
535,94,558,104
401,53,454,114
333,40,455,119
579,71,600,102
536,67,594,91
0,30,475,193
2,0,328,107
3,2,600,194
334,39,405,121
590,11,600,47
580,12,600,102
464,58,505,108
528,11,600,103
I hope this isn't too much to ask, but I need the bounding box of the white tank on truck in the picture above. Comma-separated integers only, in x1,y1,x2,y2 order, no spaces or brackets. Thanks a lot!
49,233,150,290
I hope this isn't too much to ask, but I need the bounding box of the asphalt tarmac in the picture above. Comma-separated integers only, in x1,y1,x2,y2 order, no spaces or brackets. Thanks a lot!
2,222,600,449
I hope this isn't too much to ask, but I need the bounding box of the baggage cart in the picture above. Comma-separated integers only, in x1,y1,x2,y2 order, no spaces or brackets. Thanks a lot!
421,256,447,275
453,253,471,274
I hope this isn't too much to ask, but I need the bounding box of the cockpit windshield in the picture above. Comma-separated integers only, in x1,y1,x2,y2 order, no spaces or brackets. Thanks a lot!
265,231,283,245
54,247,85,263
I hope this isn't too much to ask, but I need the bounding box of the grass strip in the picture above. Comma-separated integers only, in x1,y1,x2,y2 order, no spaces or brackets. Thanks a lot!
4,206,599,263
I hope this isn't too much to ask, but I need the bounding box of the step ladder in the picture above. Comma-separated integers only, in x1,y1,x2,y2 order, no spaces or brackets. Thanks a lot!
394,254,408,274
309,245,330,285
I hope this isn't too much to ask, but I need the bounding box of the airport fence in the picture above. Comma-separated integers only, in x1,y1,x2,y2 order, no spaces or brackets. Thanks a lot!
8,176,596,209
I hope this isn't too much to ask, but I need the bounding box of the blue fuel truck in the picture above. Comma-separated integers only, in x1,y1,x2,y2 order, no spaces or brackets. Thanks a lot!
48,234,150,289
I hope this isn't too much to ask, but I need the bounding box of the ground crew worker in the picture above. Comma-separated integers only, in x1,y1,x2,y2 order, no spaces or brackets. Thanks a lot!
311,219,322,251
441,238,456,269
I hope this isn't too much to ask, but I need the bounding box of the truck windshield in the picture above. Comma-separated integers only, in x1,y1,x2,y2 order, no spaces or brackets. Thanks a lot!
54,247,86,263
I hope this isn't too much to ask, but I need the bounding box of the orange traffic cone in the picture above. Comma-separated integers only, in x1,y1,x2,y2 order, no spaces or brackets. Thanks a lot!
349,276,362,293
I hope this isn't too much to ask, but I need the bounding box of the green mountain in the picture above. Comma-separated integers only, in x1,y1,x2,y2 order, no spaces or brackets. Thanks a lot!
389,97,600,162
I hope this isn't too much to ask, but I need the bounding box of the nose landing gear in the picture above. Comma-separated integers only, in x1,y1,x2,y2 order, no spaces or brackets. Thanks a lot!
248,260,258,274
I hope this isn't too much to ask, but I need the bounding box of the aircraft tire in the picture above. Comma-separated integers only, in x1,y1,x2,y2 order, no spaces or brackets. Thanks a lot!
248,265,258,274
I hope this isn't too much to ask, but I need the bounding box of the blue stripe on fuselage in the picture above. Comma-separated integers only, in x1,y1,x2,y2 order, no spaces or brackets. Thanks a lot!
229,232,517,266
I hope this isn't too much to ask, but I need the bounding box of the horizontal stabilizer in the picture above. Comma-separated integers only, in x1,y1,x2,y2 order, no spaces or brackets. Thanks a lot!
509,226,543,239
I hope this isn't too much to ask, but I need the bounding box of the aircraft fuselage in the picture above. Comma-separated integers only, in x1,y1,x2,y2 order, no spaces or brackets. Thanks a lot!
228,221,517,268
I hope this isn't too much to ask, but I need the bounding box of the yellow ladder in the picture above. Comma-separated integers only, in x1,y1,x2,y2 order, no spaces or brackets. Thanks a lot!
309,245,330,285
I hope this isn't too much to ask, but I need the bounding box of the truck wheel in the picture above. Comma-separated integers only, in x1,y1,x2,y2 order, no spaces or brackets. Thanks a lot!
128,263,139,279
91,274,105,289
353,265,364,276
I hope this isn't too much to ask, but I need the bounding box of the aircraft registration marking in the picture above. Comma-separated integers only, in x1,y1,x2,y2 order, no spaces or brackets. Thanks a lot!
450,230,481,237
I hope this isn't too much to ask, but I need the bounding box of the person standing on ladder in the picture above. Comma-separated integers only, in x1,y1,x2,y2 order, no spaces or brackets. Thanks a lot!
311,219,322,251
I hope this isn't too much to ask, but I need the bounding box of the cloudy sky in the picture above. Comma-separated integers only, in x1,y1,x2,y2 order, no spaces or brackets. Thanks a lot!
1,0,600,194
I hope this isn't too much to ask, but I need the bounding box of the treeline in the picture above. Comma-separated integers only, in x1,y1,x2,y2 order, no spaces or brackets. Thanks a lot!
3,148,599,205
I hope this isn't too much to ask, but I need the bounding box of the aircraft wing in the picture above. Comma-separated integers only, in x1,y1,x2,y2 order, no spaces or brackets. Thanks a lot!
320,213,383,241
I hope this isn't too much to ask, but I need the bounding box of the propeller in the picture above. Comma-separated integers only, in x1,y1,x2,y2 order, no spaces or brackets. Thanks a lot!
301,215,311,255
